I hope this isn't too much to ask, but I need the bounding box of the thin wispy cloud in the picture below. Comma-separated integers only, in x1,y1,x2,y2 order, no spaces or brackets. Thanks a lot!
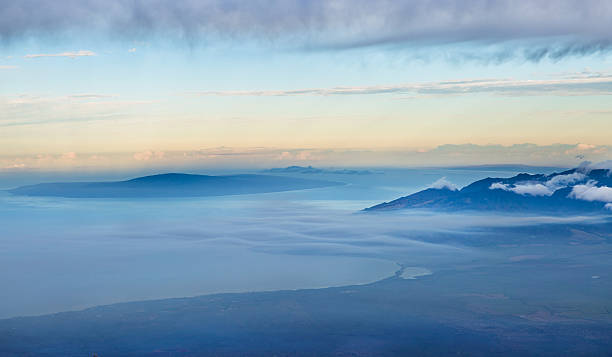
2,1,612,61
0,65,18,69
24,50,96,59
190,74,612,98
0,94,152,128
68,94,118,99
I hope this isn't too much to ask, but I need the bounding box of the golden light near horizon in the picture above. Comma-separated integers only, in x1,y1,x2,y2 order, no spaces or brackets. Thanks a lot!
1,0,611,171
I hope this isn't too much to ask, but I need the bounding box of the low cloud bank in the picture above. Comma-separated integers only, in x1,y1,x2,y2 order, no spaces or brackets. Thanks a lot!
1,143,610,172
578,160,612,173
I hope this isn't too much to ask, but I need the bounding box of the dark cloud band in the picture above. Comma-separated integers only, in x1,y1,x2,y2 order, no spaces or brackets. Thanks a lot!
2,0,612,60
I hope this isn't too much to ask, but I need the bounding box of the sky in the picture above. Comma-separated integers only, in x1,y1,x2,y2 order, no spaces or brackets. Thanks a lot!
1,0,612,171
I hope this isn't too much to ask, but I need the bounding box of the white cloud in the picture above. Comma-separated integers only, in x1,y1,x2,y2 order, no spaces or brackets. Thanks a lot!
565,143,604,156
24,50,96,59
133,150,165,161
576,143,596,150
2,163,26,169
511,183,553,196
490,182,553,197
490,182,510,191
489,172,588,197
128,48,136,53
0,65,17,69
61,152,77,160
569,181,612,203
429,177,457,191
274,150,319,162
545,172,586,189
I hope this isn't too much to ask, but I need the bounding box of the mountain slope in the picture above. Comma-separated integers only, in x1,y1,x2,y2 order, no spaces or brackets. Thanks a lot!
365,168,612,213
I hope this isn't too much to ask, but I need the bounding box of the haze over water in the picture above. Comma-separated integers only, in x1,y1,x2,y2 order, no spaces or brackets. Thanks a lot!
0,166,561,318
3,2,612,354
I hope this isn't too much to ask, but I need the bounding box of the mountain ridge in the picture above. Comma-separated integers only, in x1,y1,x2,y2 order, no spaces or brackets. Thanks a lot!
365,168,612,213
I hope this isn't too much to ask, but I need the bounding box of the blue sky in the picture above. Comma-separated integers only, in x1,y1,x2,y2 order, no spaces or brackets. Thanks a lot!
1,0,612,170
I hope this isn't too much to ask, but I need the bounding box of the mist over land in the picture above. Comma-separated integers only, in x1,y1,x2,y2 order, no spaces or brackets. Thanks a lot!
1,165,611,355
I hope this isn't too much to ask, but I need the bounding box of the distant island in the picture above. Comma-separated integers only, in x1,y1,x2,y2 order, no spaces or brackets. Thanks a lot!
7,173,342,198
264,166,375,175
443,164,567,172
365,167,612,214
